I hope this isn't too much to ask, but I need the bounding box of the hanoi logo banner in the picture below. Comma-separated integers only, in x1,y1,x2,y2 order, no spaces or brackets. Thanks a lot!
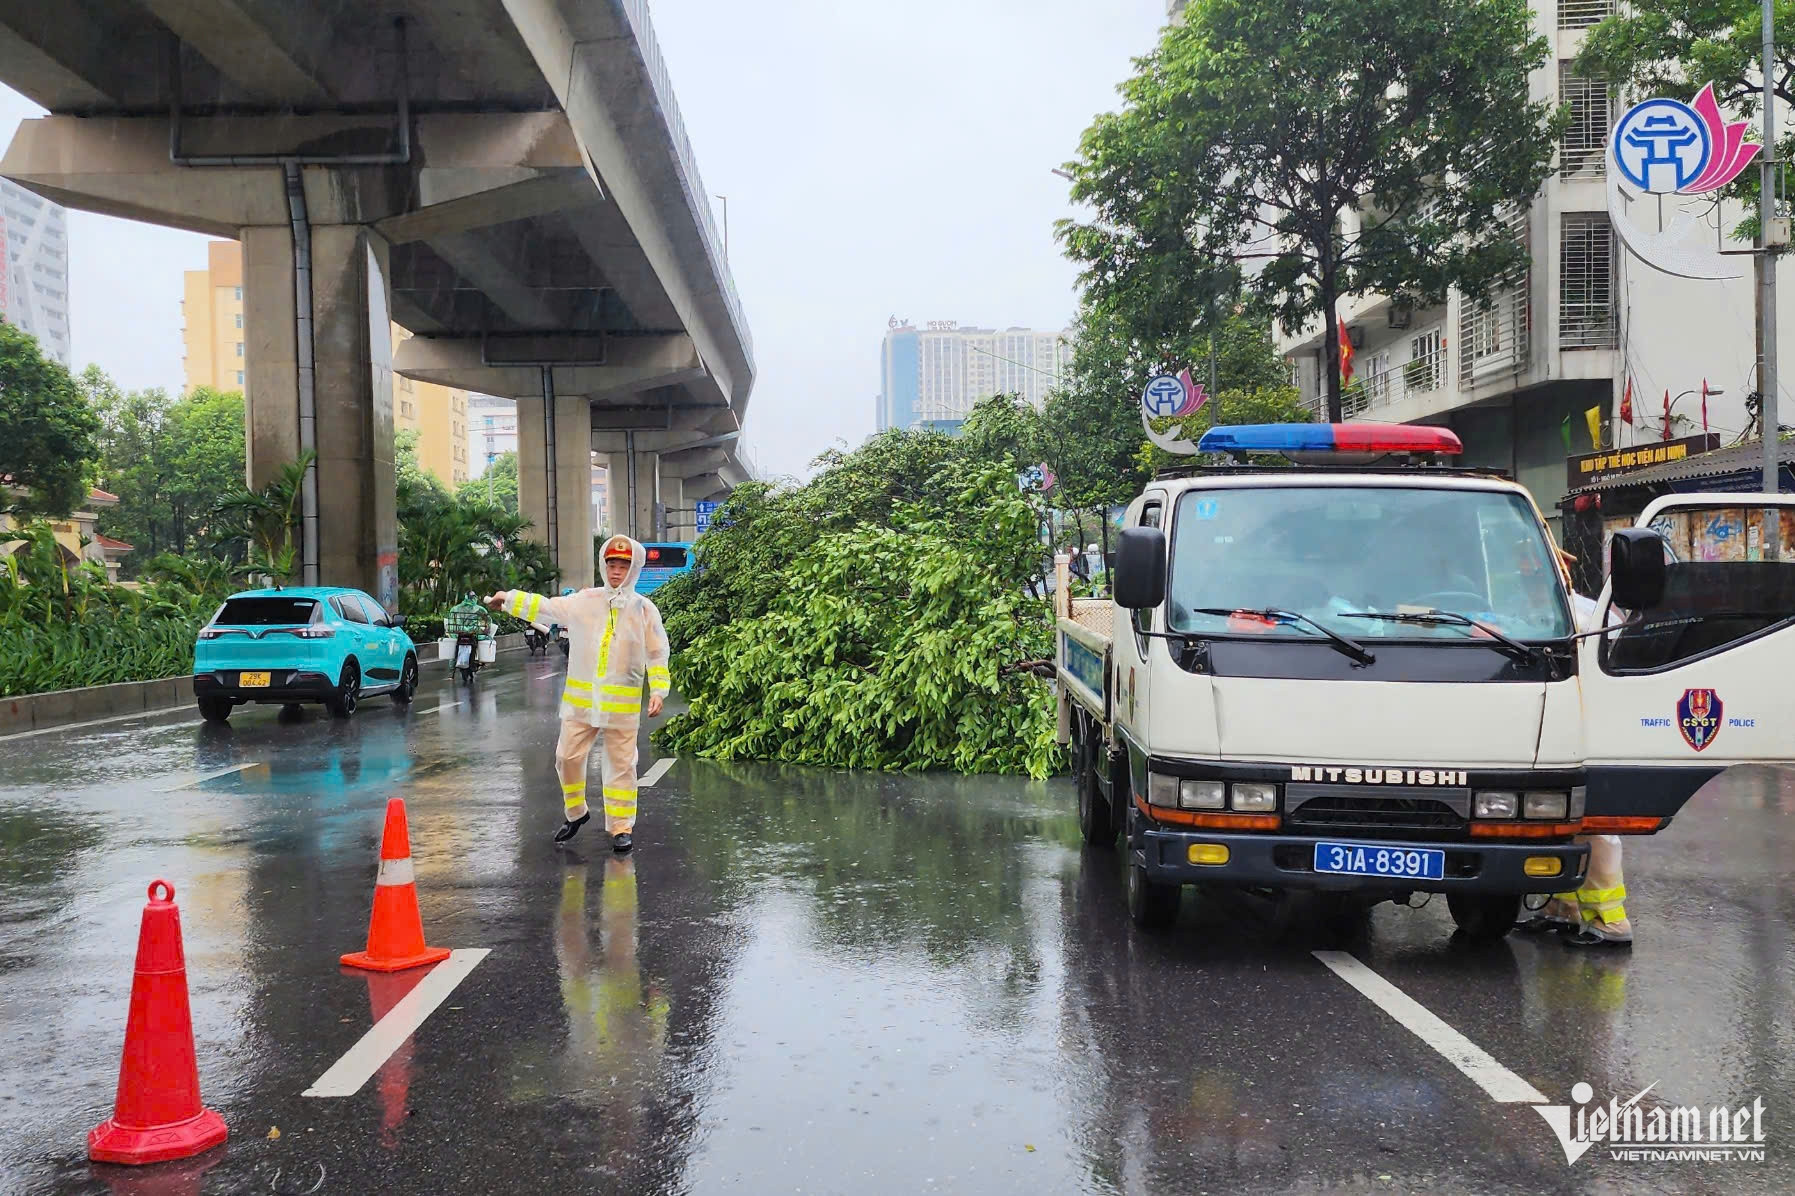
1613,85,1761,196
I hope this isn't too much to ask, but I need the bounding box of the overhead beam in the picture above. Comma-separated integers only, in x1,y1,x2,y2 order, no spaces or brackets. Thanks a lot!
0,1,123,110
142,0,336,106
430,229,563,328
393,332,704,399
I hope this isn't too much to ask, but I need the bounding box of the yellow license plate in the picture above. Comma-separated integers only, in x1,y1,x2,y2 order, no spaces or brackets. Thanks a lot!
240,671,272,688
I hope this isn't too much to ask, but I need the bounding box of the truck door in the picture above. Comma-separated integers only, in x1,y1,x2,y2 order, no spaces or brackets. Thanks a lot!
1580,496,1795,824
1113,492,1165,773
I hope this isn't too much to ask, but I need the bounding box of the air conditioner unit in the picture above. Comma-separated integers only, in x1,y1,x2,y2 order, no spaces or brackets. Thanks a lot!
1347,325,1366,349
1387,306,1414,330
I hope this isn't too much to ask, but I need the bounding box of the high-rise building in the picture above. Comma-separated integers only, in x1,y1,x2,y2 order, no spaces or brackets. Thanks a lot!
469,395,519,475
182,239,471,488
181,241,245,394
878,319,1072,432
1,178,71,366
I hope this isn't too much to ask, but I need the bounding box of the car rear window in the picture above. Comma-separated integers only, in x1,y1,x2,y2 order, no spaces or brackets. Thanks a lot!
214,597,319,626
643,546,688,568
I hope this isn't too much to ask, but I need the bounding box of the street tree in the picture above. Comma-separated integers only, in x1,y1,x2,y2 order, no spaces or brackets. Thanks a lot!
0,323,96,517
1060,0,1562,421
468,450,519,515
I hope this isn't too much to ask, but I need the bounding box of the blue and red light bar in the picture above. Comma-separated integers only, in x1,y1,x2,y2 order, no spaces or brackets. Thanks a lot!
1196,422,1463,456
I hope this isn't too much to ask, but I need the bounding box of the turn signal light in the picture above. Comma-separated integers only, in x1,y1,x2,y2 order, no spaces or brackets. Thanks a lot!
1135,798,1280,831
1469,820,1583,838
1581,815,1664,834
1523,856,1564,877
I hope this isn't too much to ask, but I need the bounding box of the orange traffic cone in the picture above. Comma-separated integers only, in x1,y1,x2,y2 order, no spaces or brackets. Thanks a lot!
88,880,229,1166
342,798,451,972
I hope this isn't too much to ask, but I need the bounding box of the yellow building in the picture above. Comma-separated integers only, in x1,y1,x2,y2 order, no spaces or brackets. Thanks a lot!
181,241,469,488
180,241,246,395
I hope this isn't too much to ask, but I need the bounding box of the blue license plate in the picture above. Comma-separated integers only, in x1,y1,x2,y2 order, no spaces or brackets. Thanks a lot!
1313,842,1445,880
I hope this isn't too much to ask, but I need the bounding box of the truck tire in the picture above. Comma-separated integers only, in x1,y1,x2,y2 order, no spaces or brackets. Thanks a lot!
1127,863,1180,930
1075,720,1120,848
1447,893,1521,943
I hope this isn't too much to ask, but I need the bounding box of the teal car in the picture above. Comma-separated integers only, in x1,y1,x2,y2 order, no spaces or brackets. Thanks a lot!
192,588,418,723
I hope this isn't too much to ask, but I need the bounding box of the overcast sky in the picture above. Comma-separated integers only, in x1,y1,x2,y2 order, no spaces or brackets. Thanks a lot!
0,0,1169,481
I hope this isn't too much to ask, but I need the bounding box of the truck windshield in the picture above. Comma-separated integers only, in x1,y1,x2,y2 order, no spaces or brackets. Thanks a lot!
1165,486,1572,641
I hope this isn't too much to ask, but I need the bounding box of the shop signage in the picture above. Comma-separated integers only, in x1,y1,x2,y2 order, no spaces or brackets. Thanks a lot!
1566,433,1719,489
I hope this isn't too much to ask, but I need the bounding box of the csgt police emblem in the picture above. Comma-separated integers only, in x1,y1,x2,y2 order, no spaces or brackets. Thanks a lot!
1678,688,1723,752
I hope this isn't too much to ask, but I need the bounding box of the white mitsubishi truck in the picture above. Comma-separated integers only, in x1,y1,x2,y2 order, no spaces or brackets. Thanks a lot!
1056,421,1795,938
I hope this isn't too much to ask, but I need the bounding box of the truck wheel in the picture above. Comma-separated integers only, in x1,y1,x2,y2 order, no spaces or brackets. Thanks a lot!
1127,864,1180,930
1075,723,1119,848
1447,893,1521,943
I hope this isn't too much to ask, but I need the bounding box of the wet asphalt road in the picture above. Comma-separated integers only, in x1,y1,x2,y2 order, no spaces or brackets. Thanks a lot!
2,652,1793,1195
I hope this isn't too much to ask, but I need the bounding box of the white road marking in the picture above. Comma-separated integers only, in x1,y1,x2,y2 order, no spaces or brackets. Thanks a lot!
641,757,676,787
159,761,264,791
0,707,198,743
302,948,489,1098
1313,950,1546,1104
415,700,462,715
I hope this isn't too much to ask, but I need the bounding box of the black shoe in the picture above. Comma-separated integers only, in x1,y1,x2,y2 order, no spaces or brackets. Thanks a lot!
1563,928,1633,949
554,812,590,844
611,832,633,853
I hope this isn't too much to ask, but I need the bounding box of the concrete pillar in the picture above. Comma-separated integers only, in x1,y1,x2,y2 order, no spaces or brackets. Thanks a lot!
519,392,596,590
242,222,398,603
661,475,688,540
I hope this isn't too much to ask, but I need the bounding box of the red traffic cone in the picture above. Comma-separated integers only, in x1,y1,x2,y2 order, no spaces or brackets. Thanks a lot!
342,798,451,972
88,880,229,1166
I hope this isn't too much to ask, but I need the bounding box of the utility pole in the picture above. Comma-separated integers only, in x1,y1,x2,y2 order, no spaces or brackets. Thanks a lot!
1762,0,1781,496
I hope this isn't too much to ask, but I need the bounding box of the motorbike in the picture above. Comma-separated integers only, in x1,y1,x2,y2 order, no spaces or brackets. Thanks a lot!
524,626,552,656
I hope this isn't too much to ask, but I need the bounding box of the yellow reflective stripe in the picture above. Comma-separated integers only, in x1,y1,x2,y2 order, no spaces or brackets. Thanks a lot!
564,695,594,709
525,592,542,623
561,781,586,794
564,678,593,691
599,701,640,714
506,591,528,618
1583,904,1628,925
564,795,588,812
600,684,639,696
646,666,669,679
1576,885,1627,906
597,607,618,674
604,799,637,816
602,786,636,799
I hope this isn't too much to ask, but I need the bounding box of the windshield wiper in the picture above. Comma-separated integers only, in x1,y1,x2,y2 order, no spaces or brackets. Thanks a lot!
1337,609,1541,663
1190,607,1376,666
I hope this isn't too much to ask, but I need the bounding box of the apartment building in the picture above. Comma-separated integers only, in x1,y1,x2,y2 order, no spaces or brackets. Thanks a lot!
878,319,1073,432
1275,1,1790,530
0,178,71,366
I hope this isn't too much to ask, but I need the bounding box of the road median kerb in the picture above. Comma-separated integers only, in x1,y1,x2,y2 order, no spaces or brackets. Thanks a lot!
0,634,527,735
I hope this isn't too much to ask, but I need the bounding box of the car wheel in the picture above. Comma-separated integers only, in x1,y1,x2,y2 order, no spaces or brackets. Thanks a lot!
393,654,418,705
1127,863,1180,930
327,661,360,719
1447,893,1521,944
197,696,232,724
278,703,305,722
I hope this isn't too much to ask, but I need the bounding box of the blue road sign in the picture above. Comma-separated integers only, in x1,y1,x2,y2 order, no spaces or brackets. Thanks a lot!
695,499,719,533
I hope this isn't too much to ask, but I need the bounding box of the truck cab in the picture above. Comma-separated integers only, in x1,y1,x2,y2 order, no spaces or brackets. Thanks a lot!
1055,422,1795,939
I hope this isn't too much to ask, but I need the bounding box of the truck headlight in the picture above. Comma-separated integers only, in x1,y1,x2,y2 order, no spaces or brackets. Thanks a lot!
1148,772,1179,808
1230,782,1278,812
1179,780,1226,810
1474,791,1519,819
1522,792,1569,820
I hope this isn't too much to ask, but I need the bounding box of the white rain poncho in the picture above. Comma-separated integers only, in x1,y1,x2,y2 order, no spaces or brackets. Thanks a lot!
498,536,671,730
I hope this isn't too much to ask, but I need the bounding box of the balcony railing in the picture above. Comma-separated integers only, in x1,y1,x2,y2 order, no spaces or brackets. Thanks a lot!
1340,348,1449,418
1558,0,1614,30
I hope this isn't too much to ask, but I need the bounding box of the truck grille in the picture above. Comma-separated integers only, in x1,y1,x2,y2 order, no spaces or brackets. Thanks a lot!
1285,784,1469,840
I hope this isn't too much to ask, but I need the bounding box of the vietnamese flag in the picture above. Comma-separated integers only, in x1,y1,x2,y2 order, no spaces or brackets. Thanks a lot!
1620,376,1633,426
1662,389,1672,441
1338,313,1354,384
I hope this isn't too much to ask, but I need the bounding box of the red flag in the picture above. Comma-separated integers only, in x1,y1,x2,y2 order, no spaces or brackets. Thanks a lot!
1338,314,1355,385
1620,376,1633,425
1662,389,1672,441
1701,379,1710,433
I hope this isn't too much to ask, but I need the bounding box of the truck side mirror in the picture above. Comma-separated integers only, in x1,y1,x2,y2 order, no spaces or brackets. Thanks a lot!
1609,528,1667,611
1114,527,1167,610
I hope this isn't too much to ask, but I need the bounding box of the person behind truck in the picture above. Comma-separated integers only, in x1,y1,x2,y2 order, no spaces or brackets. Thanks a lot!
1516,546,1633,948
